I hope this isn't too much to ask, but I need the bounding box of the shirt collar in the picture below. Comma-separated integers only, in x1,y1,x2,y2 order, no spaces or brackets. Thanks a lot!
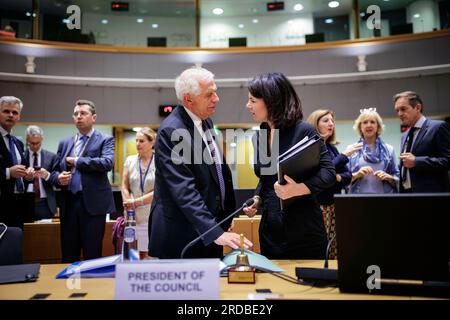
28,148,42,155
77,128,95,139
0,126,10,137
183,106,203,129
413,115,426,129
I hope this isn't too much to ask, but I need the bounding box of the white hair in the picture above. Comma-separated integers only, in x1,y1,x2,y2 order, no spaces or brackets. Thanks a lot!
174,67,215,103
0,96,23,111
26,125,44,137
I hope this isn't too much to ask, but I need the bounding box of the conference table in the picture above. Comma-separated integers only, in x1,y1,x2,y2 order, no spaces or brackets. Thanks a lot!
0,260,436,300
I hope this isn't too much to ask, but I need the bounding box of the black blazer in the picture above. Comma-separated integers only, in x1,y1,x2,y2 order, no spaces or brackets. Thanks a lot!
252,121,335,258
24,148,59,214
401,119,450,192
0,134,25,196
148,106,236,258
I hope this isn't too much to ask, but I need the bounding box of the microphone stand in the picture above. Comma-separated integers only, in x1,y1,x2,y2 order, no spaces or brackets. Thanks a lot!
180,197,256,259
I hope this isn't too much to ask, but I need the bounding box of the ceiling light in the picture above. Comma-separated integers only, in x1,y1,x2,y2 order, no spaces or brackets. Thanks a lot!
360,12,365,17
288,20,294,24
238,24,244,29
152,23,159,28
230,142,237,148
62,18,70,24
252,19,259,23
413,13,420,18
26,12,31,17
328,1,340,8
137,18,144,23
132,127,142,132
101,19,108,24
294,4,304,11
212,8,224,15
325,18,334,24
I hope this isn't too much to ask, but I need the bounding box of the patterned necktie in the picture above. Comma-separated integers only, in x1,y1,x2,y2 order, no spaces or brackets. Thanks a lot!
69,135,88,194
6,134,24,193
401,127,417,181
33,152,41,200
202,121,226,208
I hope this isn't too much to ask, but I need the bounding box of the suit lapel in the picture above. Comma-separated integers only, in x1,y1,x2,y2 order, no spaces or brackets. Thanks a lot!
81,130,98,157
411,119,429,153
178,107,220,188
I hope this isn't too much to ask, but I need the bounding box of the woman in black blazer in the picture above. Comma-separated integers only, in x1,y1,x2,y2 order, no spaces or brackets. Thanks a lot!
243,73,336,259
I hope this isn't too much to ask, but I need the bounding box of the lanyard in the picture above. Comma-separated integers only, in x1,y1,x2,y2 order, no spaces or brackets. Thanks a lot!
138,154,153,195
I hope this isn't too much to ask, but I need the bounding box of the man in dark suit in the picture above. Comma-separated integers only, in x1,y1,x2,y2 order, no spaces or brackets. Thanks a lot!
0,96,28,229
148,67,252,259
24,125,59,220
51,100,115,262
394,91,450,193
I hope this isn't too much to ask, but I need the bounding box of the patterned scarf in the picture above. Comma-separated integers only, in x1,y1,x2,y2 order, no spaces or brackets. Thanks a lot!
350,137,392,174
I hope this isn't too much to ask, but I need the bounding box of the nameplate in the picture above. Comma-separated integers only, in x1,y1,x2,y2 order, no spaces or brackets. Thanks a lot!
114,259,220,300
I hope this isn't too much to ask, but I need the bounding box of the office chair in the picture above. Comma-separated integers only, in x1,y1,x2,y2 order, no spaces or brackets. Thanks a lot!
0,223,23,265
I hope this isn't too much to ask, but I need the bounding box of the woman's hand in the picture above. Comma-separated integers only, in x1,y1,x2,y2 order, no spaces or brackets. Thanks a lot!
374,170,395,185
242,196,260,218
343,142,363,157
274,175,311,200
123,199,135,211
353,166,374,180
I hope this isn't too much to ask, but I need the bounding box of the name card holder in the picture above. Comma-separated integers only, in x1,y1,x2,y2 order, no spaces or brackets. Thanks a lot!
115,259,220,300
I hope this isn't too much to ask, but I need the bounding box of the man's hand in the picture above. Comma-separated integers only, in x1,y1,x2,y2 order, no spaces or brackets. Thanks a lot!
58,171,71,186
66,157,76,167
24,167,35,181
35,168,50,180
214,232,253,250
9,165,27,178
274,175,311,200
400,152,416,168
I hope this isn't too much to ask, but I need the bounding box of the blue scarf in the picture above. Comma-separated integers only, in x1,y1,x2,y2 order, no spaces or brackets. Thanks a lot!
349,137,392,176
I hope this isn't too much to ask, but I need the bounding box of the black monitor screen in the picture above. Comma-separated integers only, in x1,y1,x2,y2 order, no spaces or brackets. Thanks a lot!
335,193,450,297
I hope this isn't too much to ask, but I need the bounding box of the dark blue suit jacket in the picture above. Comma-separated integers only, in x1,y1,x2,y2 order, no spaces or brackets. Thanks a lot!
401,119,450,192
0,134,25,196
148,106,236,258
51,129,115,216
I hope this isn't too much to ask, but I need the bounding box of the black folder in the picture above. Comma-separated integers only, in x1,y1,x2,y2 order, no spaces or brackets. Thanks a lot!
277,135,321,210
0,263,40,285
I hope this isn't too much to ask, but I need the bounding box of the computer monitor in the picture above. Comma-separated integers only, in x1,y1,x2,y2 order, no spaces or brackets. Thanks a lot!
335,193,450,297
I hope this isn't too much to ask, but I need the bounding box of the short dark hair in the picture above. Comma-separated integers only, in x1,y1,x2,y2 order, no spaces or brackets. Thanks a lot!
248,73,303,129
393,91,423,113
75,99,96,114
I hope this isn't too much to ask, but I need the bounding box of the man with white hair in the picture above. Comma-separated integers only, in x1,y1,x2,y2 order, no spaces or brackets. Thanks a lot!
148,67,252,258
0,96,27,228
24,125,59,220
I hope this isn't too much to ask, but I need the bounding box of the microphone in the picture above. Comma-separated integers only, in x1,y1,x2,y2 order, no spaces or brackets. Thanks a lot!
295,234,338,287
180,196,258,259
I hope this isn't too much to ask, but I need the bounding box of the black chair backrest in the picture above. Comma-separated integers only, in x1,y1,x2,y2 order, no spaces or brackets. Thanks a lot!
0,223,23,265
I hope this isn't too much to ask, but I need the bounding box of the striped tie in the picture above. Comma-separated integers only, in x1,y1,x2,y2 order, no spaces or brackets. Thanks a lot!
202,121,226,208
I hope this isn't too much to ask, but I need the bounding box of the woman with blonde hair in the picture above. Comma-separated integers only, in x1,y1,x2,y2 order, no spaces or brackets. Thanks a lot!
348,108,399,194
121,127,156,259
307,109,361,258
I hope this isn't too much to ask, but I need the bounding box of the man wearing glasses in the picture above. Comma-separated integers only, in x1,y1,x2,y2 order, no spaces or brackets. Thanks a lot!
51,100,115,262
24,125,59,221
